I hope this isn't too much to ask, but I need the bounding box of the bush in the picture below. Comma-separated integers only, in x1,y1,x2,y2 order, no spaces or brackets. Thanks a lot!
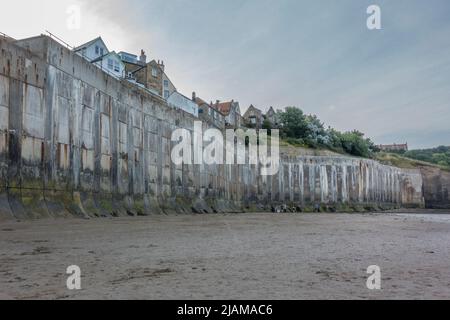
277,106,377,157
262,119,272,130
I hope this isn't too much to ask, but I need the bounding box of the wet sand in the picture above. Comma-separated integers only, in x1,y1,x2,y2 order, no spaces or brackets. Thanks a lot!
0,212,449,300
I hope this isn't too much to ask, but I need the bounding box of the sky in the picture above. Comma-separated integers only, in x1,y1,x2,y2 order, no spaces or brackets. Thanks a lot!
1,0,449,149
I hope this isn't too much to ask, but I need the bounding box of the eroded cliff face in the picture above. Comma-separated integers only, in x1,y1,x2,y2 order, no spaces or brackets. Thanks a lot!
0,36,424,220
420,166,450,209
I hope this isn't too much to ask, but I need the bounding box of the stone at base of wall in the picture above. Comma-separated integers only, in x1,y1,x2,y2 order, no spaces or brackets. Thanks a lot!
0,187,423,221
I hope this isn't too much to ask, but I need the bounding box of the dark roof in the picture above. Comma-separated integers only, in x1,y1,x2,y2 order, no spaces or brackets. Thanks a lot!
244,104,262,117
266,106,277,115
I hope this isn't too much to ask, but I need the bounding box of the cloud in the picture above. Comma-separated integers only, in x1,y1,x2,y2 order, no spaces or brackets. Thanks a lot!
1,0,449,149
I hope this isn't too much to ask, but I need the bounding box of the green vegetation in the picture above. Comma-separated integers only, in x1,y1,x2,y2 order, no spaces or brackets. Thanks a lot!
262,118,272,130
375,151,450,171
276,106,378,158
402,146,450,168
271,107,449,167
376,152,429,169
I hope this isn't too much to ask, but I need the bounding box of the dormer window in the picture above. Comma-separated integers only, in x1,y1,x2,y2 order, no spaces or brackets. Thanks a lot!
152,67,158,77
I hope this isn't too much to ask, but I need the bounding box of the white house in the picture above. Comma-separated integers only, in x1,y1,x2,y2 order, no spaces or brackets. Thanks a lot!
118,51,147,66
167,92,199,117
91,51,125,79
118,51,138,64
73,37,109,62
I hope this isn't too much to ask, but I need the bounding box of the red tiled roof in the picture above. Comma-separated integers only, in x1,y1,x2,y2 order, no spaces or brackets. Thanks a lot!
194,97,208,106
216,101,233,115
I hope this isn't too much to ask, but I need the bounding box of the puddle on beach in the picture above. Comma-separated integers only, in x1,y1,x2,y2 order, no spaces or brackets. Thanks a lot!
396,213,450,223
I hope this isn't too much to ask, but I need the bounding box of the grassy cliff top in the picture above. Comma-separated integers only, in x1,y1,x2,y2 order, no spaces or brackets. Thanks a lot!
375,152,450,172
279,143,343,157
280,140,450,172
278,138,450,172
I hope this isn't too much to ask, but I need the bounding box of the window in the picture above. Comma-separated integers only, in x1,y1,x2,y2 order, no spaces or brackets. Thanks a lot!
95,46,99,55
107,59,113,69
100,48,104,56
163,80,169,87
152,67,158,77
164,90,170,99
114,61,120,72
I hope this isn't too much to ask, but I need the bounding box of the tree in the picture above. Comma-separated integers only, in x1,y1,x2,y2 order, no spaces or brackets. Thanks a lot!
304,114,328,148
276,106,378,157
339,130,375,158
277,106,308,139
262,119,272,130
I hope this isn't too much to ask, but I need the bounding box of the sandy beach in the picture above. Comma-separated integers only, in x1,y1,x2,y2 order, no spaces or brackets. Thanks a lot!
1,211,449,300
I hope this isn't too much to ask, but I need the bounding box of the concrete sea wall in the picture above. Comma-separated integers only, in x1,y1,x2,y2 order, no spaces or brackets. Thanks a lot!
0,36,424,220
420,166,450,209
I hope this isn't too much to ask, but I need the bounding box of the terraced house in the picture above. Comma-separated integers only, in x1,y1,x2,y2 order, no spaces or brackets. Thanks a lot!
193,92,225,130
214,100,242,129
243,104,263,129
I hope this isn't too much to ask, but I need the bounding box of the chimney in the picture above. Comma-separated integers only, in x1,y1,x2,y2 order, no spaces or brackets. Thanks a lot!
216,100,220,105
158,60,165,72
139,50,146,64
192,92,196,101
